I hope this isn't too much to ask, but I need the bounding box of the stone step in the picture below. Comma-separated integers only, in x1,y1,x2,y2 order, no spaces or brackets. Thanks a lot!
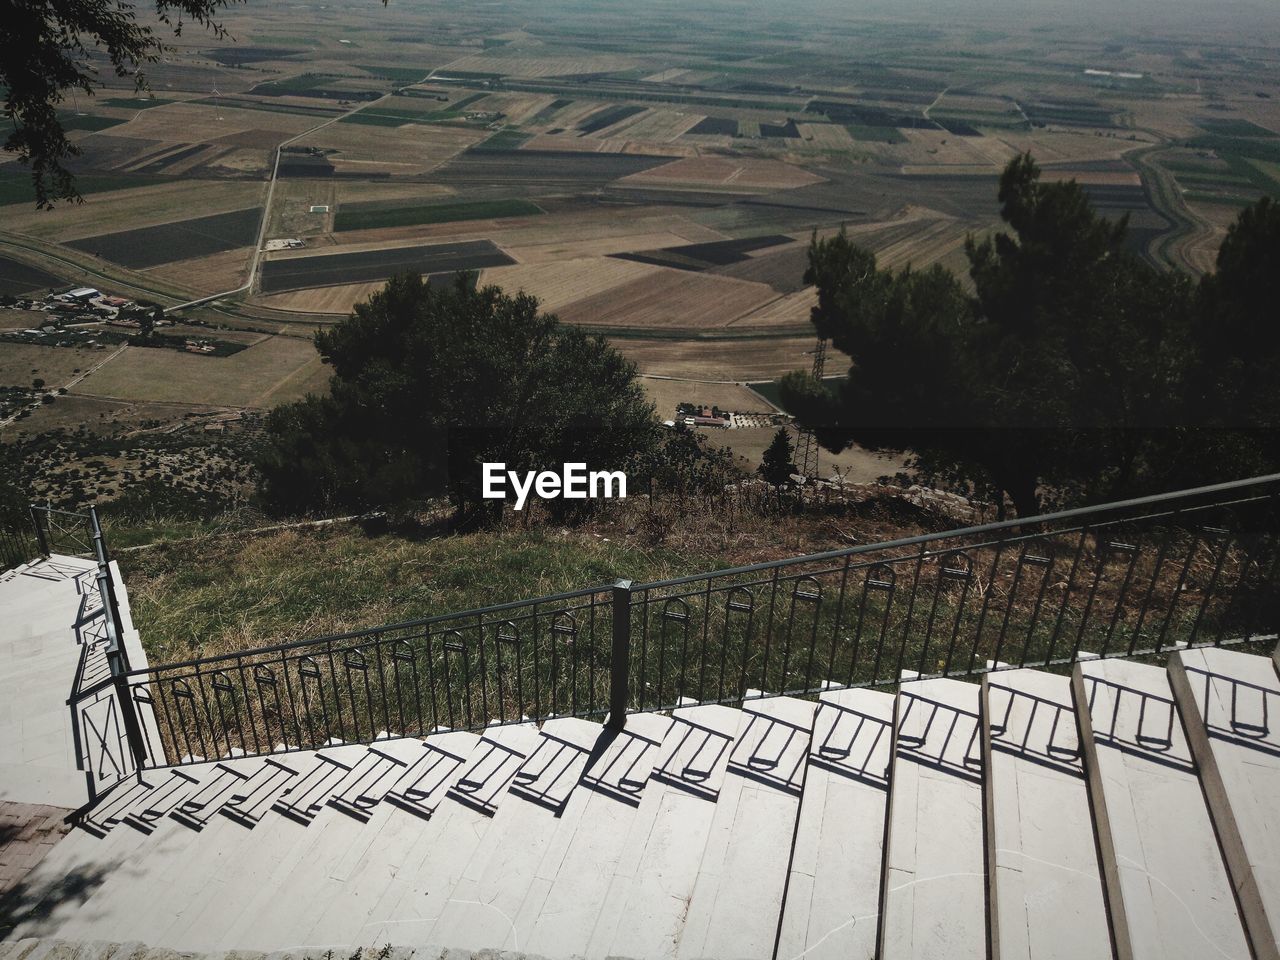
49,753,297,944
775,687,894,960
586,703,747,960
172,738,427,951
520,711,673,960
675,695,816,960
878,676,986,960
352,722,542,949
1073,657,1251,960
1168,647,1280,960
286,729,481,948
5,765,215,939
982,668,1110,960
426,717,605,951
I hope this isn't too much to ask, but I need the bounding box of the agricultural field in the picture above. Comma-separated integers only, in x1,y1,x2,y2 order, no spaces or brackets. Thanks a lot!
333,198,543,232
65,208,263,269
259,239,516,293
4,0,1279,476
74,336,327,407
0,256,66,297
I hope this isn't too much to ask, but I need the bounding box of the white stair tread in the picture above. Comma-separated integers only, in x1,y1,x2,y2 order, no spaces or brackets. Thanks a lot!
676,695,816,960
427,717,603,951
1170,647,1280,960
776,687,894,960
1074,657,1251,960
984,668,1110,960
589,702,746,960
358,721,541,948
879,676,986,960
521,711,673,960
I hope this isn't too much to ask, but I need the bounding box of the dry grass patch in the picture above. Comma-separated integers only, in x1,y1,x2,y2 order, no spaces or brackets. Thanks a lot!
477,257,659,312
2,180,267,242
617,335,849,381
558,270,779,329
75,336,320,407
0,343,104,387
621,156,824,190
144,246,254,294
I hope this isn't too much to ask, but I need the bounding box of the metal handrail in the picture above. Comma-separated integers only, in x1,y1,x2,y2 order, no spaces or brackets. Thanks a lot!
633,473,1280,590
42,475,1280,779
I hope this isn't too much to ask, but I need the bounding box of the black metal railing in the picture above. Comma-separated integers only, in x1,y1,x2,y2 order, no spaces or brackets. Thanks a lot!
623,474,1279,713
98,474,1280,772
48,505,151,795
120,585,617,766
30,503,97,559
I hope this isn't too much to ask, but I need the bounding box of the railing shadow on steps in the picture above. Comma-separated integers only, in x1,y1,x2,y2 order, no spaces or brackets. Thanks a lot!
25,473,1280,795
1178,665,1280,759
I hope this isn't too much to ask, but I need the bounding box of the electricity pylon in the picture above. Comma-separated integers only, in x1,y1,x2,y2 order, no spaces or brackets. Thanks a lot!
796,336,826,479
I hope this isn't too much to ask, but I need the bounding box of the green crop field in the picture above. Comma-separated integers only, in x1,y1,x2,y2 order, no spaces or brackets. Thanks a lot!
333,198,543,231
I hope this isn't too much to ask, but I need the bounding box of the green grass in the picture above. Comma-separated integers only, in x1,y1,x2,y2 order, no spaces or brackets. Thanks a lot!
1186,135,1280,164
122,523,715,664
334,198,542,232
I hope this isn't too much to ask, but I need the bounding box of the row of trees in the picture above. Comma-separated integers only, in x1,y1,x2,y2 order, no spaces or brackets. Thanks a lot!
781,154,1279,516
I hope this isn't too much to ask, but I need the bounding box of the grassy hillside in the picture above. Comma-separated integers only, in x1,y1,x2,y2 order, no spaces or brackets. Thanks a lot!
122,522,721,665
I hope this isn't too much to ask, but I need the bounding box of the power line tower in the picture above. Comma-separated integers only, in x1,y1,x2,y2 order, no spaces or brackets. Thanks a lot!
795,336,827,479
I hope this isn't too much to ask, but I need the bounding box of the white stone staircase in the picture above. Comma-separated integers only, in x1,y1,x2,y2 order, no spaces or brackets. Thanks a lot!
2,563,1279,960
2,648,1279,960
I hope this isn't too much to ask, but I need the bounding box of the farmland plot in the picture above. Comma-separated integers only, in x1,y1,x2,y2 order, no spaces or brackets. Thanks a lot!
556,269,780,330
622,156,824,190
65,207,264,268
617,335,848,381
75,336,323,407
476,257,658,312
0,256,67,296
259,240,516,293
4,180,266,243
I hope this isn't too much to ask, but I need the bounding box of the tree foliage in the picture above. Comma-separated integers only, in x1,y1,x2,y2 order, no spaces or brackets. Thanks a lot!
257,273,659,521
782,153,1277,516
1182,196,1280,483
1,0,239,207
758,427,798,488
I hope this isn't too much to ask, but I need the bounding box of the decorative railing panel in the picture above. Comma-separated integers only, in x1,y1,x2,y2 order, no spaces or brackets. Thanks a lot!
79,474,1280,773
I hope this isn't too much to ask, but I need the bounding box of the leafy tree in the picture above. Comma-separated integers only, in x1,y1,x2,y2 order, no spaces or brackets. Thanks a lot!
1179,197,1280,484
782,153,1191,517
257,273,659,521
2,0,240,207
139,307,160,341
758,428,798,488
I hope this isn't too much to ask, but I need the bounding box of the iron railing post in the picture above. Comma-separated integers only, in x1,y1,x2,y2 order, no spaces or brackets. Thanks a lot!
30,504,49,557
89,506,147,768
607,579,633,730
